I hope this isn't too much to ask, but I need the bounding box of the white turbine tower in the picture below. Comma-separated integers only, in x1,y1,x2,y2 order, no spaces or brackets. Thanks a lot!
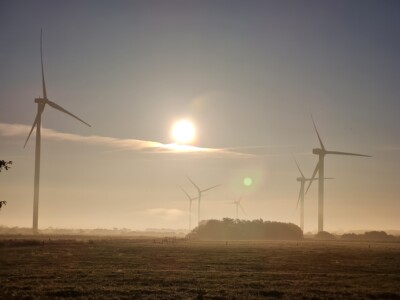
306,116,370,232
180,187,198,231
24,30,91,233
227,193,246,219
187,176,220,226
293,156,332,232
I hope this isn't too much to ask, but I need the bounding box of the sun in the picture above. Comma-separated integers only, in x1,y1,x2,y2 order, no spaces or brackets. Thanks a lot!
171,120,196,144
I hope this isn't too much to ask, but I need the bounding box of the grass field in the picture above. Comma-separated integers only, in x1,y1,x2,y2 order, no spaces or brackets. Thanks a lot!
1,237,399,299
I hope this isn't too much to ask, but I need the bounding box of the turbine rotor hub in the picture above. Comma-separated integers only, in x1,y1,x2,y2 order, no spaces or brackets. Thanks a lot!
34,98,47,104
313,148,324,155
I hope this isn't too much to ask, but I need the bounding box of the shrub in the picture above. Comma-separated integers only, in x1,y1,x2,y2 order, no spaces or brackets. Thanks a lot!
314,231,336,240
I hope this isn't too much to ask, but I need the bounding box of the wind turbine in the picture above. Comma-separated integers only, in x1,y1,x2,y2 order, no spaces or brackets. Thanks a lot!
187,176,220,226
24,30,91,233
293,156,332,232
227,193,246,219
180,187,198,231
306,116,370,232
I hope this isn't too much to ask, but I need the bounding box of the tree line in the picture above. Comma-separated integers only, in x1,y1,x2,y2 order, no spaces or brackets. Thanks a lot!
190,218,303,240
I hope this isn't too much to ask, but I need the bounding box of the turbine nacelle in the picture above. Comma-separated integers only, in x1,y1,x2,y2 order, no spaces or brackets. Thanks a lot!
312,148,325,155
34,98,47,104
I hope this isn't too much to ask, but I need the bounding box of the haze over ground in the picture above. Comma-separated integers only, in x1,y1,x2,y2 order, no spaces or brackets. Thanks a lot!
0,0,399,232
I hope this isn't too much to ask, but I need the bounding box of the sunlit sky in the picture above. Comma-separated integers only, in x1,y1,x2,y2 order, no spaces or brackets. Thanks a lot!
1,0,399,232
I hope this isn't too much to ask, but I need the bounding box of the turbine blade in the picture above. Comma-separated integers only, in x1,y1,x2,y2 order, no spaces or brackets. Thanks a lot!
305,177,334,181
325,150,371,157
311,115,325,150
296,188,302,210
46,100,91,127
238,192,243,204
24,111,41,148
180,187,191,200
40,29,47,99
186,176,201,192
292,155,305,178
201,184,221,193
306,162,319,194
239,203,247,216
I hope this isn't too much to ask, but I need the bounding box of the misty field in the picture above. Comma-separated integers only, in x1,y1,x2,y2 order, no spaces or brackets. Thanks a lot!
1,237,399,299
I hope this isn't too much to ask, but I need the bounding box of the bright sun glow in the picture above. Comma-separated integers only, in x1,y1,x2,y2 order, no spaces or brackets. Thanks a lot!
171,120,196,144
243,177,253,187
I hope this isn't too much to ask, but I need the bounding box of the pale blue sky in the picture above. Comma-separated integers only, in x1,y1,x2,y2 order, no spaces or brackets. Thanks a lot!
0,0,399,231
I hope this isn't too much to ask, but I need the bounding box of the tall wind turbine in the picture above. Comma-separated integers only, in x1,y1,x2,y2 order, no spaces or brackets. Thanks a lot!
180,187,198,231
24,30,91,232
293,156,332,232
187,176,220,226
306,116,370,232
294,157,313,233
227,193,246,219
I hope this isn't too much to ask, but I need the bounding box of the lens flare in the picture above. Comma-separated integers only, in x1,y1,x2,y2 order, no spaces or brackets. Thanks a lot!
243,177,253,187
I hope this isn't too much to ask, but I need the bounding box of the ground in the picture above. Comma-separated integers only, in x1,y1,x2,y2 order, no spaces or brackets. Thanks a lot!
0,236,399,299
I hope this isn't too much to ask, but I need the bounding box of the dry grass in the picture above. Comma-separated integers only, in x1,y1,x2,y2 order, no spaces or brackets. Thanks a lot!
0,237,399,299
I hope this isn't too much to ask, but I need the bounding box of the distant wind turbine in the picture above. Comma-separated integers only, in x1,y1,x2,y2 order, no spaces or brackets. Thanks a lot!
180,187,198,231
306,116,370,232
226,193,246,219
293,156,332,232
187,176,220,226
24,30,91,233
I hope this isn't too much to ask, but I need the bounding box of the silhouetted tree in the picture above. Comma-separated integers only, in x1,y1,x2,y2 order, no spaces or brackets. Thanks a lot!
1,160,12,212
0,160,12,172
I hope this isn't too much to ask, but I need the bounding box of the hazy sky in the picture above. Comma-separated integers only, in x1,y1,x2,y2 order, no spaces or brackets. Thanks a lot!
1,0,399,232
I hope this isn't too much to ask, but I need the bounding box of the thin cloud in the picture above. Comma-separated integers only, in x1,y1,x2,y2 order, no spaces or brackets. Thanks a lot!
141,208,186,221
0,123,250,157
223,145,297,156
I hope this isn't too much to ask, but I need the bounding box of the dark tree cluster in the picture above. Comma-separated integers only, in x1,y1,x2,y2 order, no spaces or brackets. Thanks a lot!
0,160,12,172
190,218,303,240
341,231,396,241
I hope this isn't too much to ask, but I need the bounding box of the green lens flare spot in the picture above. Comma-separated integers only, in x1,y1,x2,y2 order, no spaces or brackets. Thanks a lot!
243,177,253,187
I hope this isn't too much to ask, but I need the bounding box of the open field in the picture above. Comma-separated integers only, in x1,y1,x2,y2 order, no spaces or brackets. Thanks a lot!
1,237,399,299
